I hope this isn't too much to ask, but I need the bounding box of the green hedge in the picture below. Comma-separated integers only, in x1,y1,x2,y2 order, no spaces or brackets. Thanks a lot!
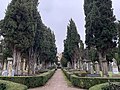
89,83,109,90
62,69,120,89
0,69,55,88
0,80,27,90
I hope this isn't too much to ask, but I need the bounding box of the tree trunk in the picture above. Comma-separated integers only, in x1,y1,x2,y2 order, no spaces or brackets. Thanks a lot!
98,52,108,77
102,54,109,77
98,52,103,72
13,46,17,74
17,51,21,75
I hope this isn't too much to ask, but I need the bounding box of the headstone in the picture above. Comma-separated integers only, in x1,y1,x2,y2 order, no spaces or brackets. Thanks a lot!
112,61,119,74
67,62,70,68
87,61,91,73
7,58,13,76
2,62,7,76
90,62,94,74
83,62,87,71
109,61,112,72
95,61,100,74
74,61,77,69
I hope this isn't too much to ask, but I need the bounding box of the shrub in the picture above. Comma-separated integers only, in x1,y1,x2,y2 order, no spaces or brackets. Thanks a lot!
62,68,120,89
89,83,109,90
89,82,120,90
74,70,87,77
0,80,27,90
0,69,55,88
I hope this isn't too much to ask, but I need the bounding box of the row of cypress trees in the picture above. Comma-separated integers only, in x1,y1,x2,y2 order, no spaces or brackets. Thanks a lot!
0,0,57,75
62,0,118,77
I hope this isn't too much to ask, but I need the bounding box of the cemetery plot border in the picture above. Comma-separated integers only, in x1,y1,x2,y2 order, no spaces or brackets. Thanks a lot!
62,68,120,89
0,69,56,88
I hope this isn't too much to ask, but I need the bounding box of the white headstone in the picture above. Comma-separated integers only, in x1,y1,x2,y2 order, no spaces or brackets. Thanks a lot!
90,62,94,74
112,61,119,74
95,61,100,74
7,61,13,76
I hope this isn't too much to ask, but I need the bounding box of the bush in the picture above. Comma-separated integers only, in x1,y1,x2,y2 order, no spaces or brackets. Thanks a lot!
74,70,87,77
89,83,109,90
89,82,120,90
62,68,120,89
0,69,55,88
0,80,27,90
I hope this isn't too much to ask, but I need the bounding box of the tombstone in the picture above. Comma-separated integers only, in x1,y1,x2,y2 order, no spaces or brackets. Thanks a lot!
87,61,92,73
7,58,13,76
67,62,71,68
112,60,119,74
83,61,87,71
22,59,26,72
95,61,100,74
2,62,8,76
109,61,112,72
74,61,77,69
90,62,94,74
79,58,83,70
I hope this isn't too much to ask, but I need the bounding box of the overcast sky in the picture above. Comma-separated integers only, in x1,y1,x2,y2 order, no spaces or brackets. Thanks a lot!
0,0,120,53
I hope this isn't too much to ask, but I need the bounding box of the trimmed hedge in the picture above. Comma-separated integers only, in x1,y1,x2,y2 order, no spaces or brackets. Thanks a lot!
62,69,120,89
0,80,27,90
89,83,109,90
89,82,120,90
0,69,55,88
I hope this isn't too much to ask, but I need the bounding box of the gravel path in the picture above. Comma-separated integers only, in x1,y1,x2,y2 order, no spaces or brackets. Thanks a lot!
29,69,84,90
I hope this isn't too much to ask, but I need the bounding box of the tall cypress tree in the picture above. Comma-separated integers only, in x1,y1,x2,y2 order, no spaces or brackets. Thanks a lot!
63,19,80,69
84,0,117,76
1,0,39,75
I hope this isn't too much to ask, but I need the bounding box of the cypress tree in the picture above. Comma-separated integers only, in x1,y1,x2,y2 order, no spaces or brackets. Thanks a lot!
63,19,80,69
84,0,117,76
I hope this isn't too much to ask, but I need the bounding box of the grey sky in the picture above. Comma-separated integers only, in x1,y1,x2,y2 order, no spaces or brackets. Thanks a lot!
0,0,120,53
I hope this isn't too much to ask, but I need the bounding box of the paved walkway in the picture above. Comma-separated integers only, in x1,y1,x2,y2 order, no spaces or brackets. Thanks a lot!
29,69,84,90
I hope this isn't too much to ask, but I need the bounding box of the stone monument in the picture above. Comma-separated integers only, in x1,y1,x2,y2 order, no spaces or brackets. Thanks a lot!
112,59,119,74
7,57,14,76
95,61,100,74
90,62,94,74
